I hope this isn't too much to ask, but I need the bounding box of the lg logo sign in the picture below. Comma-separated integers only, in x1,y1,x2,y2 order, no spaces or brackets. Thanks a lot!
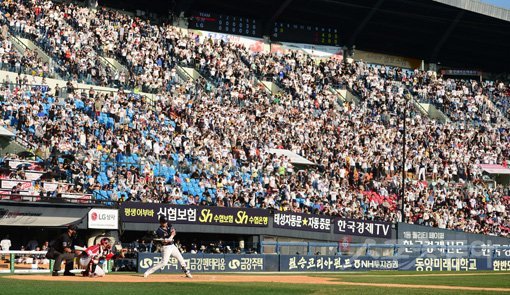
88,209,118,229
91,212,116,221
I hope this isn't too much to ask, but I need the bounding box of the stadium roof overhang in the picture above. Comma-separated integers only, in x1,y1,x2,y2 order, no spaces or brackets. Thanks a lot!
101,0,510,73
0,126,15,137
267,149,316,166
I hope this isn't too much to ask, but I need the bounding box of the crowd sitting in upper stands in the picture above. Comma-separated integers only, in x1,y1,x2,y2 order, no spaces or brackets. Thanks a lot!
489,81,510,120
0,33,51,77
3,0,117,86
412,73,506,125
0,0,509,238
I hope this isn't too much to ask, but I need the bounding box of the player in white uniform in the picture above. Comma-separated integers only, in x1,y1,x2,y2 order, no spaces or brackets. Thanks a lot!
143,216,192,278
78,238,124,277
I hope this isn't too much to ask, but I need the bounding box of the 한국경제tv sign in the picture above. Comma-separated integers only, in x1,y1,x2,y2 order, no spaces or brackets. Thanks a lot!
333,218,392,239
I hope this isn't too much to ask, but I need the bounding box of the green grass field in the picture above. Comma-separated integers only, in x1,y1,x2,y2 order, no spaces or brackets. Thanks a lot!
2,272,510,294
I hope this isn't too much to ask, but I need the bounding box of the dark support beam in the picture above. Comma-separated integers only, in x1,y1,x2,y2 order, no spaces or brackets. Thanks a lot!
431,10,464,62
176,0,196,15
264,0,294,35
347,0,385,46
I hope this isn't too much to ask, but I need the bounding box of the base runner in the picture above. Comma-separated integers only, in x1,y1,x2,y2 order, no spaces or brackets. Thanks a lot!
144,216,192,278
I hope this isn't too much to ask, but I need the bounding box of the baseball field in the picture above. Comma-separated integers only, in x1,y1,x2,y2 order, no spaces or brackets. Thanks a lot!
2,272,510,294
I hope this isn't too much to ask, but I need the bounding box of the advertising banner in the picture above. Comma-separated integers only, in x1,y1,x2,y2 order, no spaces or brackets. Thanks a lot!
279,255,510,272
397,223,510,254
137,253,278,273
137,253,510,273
5,159,40,170
270,42,342,60
280,255,399,271
398,257,510,272
334,218,392,239
440,69,482,77
88,208,118,229
190,29,268,53
61,193,92,204
42,182,71,192
353,50,422,69
273,211,332,233
0,179,33,190
24,171,44,181
120,203,270,227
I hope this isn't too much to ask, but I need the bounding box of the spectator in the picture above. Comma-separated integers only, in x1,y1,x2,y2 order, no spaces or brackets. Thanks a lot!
1,235,11,260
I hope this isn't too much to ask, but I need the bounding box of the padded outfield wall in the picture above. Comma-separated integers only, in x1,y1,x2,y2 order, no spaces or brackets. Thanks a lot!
2,201,510,273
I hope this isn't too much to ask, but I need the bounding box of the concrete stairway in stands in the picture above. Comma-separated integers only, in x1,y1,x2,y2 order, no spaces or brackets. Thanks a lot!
8,34,63,80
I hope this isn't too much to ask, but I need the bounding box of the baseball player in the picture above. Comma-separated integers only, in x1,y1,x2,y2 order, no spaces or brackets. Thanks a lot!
79,238,123,277
144,216,192,278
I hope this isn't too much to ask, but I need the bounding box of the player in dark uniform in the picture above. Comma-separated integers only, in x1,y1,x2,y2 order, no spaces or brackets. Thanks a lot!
143,216,192,278
46,224,79,276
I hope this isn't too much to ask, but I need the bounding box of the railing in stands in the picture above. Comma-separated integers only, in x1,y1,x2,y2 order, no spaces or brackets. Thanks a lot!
0,193,114,206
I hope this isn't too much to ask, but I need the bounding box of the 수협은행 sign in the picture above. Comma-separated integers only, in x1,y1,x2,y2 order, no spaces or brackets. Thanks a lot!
120,203,270,227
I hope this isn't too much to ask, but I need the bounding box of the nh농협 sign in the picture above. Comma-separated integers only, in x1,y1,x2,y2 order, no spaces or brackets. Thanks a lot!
88,208,118,229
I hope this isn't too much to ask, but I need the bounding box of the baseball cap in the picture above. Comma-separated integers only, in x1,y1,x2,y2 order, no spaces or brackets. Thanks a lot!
159,216,168,223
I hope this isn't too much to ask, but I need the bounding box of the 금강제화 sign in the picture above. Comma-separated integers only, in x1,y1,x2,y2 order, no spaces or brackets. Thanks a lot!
137,253,279,273
120,203,270,227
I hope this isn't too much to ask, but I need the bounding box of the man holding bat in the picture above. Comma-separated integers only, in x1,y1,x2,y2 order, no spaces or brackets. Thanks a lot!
143,216,192,278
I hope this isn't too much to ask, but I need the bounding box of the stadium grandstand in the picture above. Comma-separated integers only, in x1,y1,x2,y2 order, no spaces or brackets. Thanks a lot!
0,0,509,266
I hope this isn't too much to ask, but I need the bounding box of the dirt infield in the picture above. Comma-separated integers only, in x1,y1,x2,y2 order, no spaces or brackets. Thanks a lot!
6,274,510,292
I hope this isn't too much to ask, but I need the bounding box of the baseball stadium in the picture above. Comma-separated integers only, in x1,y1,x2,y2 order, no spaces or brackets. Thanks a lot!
1,0,510,293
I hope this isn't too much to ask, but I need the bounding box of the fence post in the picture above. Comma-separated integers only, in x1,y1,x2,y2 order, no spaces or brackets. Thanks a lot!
10,253,14,273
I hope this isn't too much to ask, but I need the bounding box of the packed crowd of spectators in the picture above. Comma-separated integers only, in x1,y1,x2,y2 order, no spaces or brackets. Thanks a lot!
412,73,506,125
2,0,190,92
0,0,509,238
0,31,51,77
489,81,510,120
2,0,117,86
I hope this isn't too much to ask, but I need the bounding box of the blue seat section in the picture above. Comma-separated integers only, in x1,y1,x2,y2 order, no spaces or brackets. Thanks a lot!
0,84,269,207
